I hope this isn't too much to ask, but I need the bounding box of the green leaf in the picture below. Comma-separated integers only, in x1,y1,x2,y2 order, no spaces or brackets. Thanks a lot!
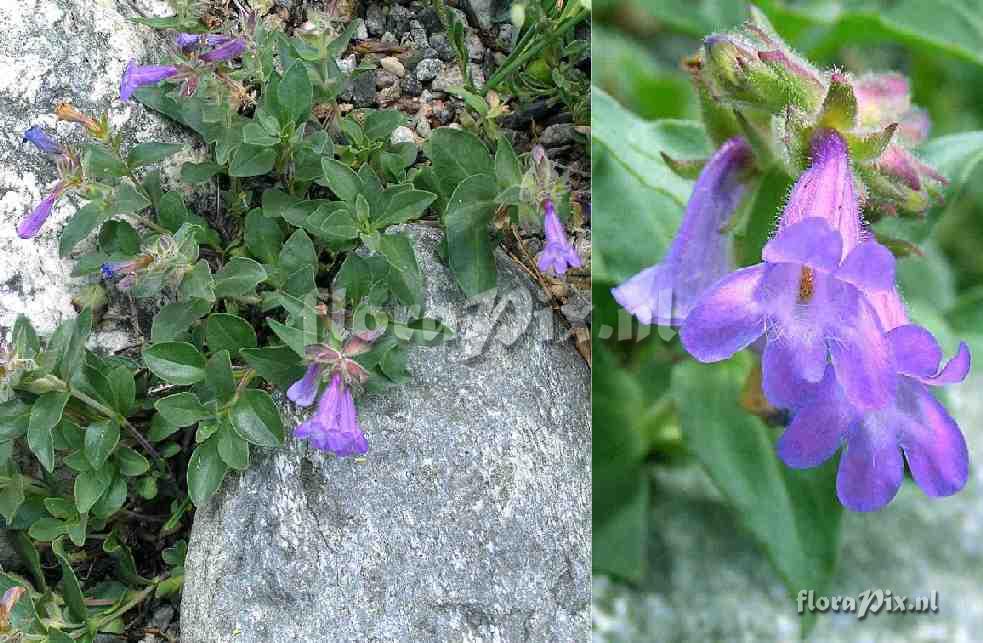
107,366,136,417
278,229,317,296
28,391,69,472
230,389,285,447
59,201,109,257
155,392,211,427
180,260,216,302
242,122,280,146
335,253,372,305
181,160,224,183
83,144,128,178
379,233,424,306
278,62,314,125
426,127,494,197
214,257,268,298
206,350,236,404
372,190,436,229
245,208,284,263
0,459,25,525
229,144,276,177
592,87,711,206
444,173,498,296
12,314,40,356
206,313,258,355
672,356,842,629
304,202,359,240
103,529,152,586
84,419,120,469
127,142,183,168
320,159,362,201
75,466,112,514
218,422,250,471
494,136,522,190
150,298,212,343
265,318,309,358
28,517,67,541
0,400,31,442
115,447,150,477
363,109,406,141
187,438,228,507
143,342,207,385
240,347,306,388
51,537,88,622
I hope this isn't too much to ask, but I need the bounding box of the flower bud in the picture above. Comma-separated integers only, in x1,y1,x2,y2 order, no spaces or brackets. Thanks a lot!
55,102,107,138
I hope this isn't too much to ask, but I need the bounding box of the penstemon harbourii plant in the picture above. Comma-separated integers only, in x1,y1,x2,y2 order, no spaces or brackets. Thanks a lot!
613,8,969,513
0,8,582,636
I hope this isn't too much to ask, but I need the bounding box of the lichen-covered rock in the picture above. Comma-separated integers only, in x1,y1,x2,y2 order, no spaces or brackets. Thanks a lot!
0,0,197,340
593,372,983,642
181,225,591,642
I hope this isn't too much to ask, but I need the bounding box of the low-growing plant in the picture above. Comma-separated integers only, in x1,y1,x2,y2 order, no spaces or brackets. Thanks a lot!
0,7,585,640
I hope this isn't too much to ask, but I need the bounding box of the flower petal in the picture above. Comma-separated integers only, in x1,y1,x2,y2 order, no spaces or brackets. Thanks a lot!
919,342,971,386
898,382,969,497
834,241,896,292
286,363,321,407
886,325,942,378
762,340,824,408
680,264,767,362
828,290,896,410
836,418,904,512
611,264,674,326
776,369,850,468
762,218,842,273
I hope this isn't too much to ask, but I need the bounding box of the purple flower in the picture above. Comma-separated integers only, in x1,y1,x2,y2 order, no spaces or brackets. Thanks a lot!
776,289,971,512
294,373,368,457
18,185,65,239
287,363,322,407
175,32,233,51
120,61,180,101
681,130,897,411
23,126,63,155
199,38,246,63
536,199,581,276
612,136,750,326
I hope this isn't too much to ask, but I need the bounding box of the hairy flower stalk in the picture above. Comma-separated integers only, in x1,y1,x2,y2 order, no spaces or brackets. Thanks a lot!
286,333,377,457
612,136,751,326
537,199,581,276
681,129,898,411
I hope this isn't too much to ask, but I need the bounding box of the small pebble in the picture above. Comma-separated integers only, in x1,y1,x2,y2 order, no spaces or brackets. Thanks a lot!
391,126,417,145
380,57,406,77
416,58,443,82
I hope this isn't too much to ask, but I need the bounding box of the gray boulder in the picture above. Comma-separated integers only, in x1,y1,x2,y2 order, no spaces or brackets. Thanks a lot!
593,372,983,642
180,225,591,642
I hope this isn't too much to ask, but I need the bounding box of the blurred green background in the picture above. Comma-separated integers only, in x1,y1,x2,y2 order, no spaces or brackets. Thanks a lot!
591,1,983,640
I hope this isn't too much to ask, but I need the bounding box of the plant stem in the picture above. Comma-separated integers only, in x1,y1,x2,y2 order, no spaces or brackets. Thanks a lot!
68,386,166,466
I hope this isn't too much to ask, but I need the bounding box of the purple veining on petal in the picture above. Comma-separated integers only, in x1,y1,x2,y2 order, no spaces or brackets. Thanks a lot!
613,136,751,326
120,61,180,101
176,32,233,51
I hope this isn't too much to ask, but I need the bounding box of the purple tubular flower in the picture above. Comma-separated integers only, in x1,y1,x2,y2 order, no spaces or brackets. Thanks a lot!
199,38,246,63
287,363,322,407
612,136,750,326
120,61,180,101
536,199,582,276
294,373,368,457
681,130,898,411
776,287,971,511
175,32,233,51
23,126,62,155
18,186,63,239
